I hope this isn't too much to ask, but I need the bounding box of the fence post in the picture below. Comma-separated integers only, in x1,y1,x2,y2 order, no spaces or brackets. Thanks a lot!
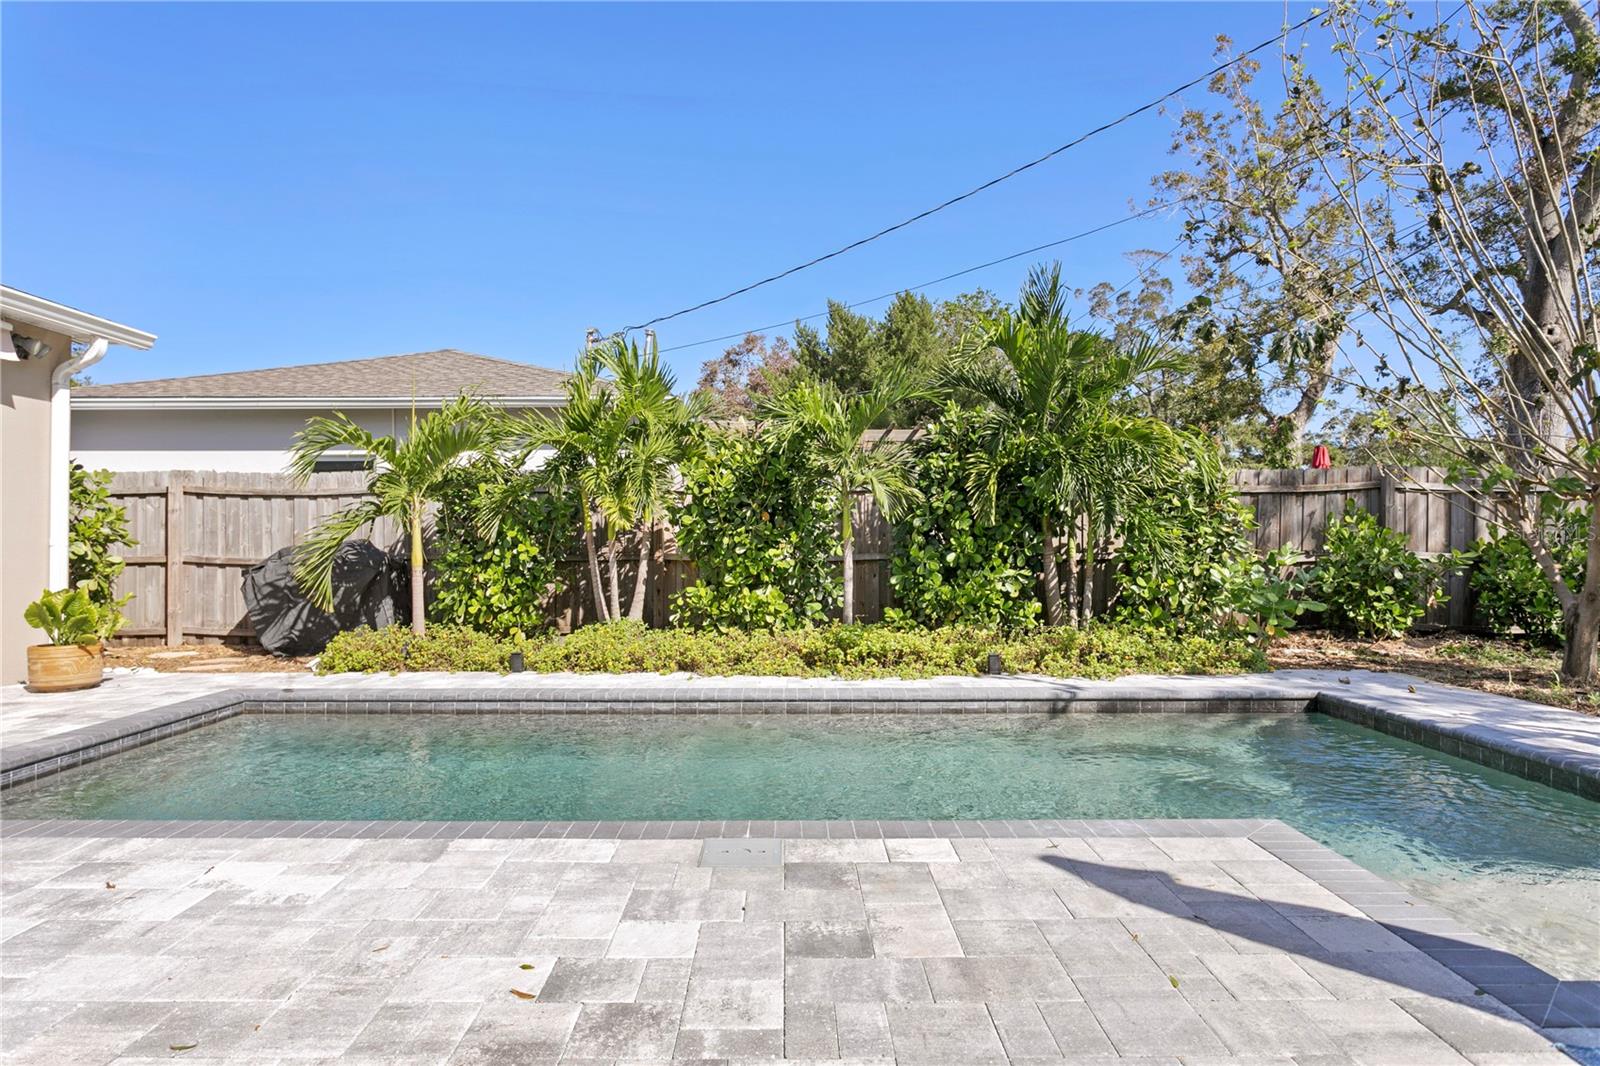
164,482,183,645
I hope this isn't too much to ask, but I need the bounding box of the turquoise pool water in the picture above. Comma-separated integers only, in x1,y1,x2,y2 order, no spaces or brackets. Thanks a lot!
3,712,1596,977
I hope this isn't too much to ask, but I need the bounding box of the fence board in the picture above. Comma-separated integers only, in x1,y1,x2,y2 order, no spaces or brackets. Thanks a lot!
107,465,1500,644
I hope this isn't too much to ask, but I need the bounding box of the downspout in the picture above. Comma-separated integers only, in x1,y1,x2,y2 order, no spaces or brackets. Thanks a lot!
48,337,109,588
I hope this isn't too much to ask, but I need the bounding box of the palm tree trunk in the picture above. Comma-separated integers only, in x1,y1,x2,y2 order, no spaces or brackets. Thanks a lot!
409,503,426,636
626,522,651,623
1080,535,1096,627
604,521,623,622
1042,514,1063,627
580,497,608,624
841,499,856,625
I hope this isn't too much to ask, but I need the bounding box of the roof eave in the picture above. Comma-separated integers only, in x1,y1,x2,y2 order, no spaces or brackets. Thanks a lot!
0,287,157,350
71,395,567,411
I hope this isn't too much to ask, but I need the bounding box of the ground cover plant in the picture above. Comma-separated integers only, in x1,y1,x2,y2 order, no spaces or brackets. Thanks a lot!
316,620,1262,679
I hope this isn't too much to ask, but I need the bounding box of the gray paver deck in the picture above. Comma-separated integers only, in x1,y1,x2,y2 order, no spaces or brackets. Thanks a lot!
0,820,1594,1064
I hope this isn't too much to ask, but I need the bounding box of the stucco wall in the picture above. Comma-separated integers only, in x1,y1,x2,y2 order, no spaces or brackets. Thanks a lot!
72,405,553,473
1,329,71,683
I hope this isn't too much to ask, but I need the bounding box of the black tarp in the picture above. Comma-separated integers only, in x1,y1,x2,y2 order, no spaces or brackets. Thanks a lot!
241,542,407,656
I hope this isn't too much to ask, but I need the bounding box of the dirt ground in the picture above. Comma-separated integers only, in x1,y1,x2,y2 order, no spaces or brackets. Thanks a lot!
1266,631,1598,717
107,632,1597,716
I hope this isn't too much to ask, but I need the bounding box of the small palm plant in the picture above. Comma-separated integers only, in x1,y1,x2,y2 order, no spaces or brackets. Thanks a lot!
289,394,503,636
948,262,1189,626
762,375,923,624
494,336,703,623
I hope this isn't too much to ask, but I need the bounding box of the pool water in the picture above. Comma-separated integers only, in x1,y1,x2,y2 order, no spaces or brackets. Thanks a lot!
4,712,1596,977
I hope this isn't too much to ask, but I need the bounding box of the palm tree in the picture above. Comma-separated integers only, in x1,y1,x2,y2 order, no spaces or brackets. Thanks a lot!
496,335,702,624
762,375,922,624
948,263,1188,626
288,394,502,636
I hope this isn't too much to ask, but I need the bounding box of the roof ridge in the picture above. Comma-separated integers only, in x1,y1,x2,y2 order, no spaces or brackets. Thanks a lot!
75,348,553,390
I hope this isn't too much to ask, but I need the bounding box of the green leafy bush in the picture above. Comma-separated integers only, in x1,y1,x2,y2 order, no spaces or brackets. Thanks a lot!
1113,458,1320,644
68,463,133,618
671,431,838,629
888,410,1042,628
318,620,1263,678
24,587,119,645
432,463,576,640
1309,506,1456,638
315,624,512,673
1470,508,1590,643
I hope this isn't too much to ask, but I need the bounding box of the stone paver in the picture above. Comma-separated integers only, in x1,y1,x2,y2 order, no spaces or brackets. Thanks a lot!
0,822,1590,1064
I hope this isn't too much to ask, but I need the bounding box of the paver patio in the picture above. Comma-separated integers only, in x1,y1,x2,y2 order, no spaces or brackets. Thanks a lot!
0,819,1593,1064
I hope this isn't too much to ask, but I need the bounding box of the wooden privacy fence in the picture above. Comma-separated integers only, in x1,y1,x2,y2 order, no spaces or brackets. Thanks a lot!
107,464,1487,645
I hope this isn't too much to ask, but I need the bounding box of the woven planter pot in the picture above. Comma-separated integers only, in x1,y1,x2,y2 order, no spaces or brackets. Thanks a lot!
25,642,104,693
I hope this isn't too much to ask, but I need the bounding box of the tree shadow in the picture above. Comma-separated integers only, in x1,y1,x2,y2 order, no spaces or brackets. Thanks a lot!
1035,852,1600,1036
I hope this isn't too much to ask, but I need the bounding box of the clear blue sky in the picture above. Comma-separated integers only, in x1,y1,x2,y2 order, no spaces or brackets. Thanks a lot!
4,2,1317,387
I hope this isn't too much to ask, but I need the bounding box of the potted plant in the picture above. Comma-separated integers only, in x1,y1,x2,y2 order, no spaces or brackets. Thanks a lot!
23,587,119,693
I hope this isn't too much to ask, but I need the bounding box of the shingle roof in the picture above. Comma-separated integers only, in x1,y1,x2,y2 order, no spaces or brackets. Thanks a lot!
73,349,570,401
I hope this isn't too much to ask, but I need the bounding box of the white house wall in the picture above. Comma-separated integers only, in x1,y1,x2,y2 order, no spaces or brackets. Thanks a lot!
71,406,553,473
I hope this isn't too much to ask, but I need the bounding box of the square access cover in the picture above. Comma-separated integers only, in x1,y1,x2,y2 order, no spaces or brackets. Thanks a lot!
701,838,781,867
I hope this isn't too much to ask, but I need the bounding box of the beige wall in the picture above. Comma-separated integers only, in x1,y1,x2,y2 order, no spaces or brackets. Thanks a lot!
1,328,70,683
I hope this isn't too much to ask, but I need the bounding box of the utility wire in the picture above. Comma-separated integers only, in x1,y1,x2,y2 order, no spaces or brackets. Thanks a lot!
622,10,1321,334
659,205,1169,355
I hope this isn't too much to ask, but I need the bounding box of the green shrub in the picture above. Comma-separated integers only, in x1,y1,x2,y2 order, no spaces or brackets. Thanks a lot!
888,410,1042,628
1309,505,1457,638
432,463,576,640
68,463,133,619
1470,508,1590,643
671,431,838,629
24,586,120,645
317,620,1262,678
316,624,512,672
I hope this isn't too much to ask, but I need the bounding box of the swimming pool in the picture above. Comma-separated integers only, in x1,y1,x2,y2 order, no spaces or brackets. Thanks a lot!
3,711,1595,978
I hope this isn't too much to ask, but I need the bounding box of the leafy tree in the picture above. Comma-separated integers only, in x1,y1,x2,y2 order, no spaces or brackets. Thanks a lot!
289,394,503,635
694,332,797,418
1155,38,1374,463
67,463,134,616
1293,0,1600,682
761,376,923,624
948,263,1190,626
793,302,880,396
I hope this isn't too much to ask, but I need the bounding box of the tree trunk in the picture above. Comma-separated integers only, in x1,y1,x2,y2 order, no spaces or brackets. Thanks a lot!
841,500,855,625
604,531,623,623
1282,333,1337,464
1560,501,1600,685
580,499,608,624
1081,535,1096,627
1042,514,1063,626
626,522,651,622
409,504,426,636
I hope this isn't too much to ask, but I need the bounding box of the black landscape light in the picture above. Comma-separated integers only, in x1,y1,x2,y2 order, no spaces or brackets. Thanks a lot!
508,651,525,673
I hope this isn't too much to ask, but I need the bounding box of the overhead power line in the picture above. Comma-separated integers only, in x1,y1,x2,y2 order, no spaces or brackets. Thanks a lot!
622,10,1321,334
659,205,1169,355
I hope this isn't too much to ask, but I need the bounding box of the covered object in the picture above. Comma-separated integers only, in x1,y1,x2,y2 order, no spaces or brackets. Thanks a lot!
242,541,406,656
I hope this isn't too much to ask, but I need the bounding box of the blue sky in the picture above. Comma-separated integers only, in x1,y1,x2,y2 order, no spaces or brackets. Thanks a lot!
4,2,1317,387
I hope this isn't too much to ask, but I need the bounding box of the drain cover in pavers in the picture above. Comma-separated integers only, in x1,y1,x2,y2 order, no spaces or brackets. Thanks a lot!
701,838,781,867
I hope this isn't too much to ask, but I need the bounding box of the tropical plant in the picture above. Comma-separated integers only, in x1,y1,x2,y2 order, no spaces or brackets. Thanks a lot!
433,460,576,640
672,428,837,629
67,463,134,615
24,587,115,646
496,336,704,625
288,393,504,635
761,374,923,624
1309,506,1464,639
888,408,1043,629
1470,508,1591,645
946,262,1190,626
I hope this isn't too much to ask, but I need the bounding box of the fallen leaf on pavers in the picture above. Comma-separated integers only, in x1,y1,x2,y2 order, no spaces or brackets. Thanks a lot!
1338,677,1350,684
169,1044,197,1053
1168,976,1180,989
371,944,389,953
519,964,536,970
1128,932,1140,940
105,882,116,889
1407,685,1417,693
509,989,537,1000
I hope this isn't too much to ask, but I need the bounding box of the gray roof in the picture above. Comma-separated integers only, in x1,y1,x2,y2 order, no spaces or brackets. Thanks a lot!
73,349,570,401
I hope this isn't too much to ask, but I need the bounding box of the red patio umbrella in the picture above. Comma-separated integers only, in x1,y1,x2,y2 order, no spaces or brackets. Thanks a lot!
1310,444,1332,469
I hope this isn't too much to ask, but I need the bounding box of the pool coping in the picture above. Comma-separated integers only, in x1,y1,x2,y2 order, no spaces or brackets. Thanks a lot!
2,670,1598,798
1,815,1593,1035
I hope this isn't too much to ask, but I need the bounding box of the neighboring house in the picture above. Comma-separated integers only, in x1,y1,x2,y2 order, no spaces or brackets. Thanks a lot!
71,349,571,473
1,286,156,684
